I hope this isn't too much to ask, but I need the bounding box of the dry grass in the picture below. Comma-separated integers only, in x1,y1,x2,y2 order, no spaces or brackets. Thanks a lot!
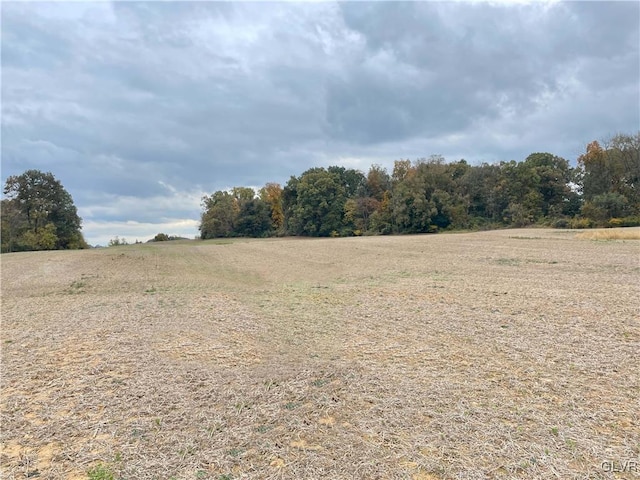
1,228,638,479
575,227,640,241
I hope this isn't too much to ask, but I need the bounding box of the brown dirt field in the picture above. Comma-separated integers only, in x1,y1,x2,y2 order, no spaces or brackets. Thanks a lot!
1,228,639,479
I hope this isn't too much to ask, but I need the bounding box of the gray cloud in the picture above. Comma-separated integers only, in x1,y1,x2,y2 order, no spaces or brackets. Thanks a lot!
2,1,638,244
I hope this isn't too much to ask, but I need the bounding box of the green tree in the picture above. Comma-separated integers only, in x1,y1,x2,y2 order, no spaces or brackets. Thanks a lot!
2,170,86,252
520,153,576,218
604,133,640,212
327,166,366,198
581,192,630,223
235,198,272,237
365,164,391,202
1,198,26,253
200,190,236,238
286,168,347,236
108,236,129,247
457,163,501,224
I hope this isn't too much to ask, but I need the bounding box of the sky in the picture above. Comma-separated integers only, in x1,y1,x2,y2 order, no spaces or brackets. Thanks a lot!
2,1,639,246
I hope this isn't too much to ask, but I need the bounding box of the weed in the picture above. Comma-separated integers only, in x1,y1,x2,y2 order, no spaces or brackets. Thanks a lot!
228,448,243,457
263,379,279,390
234,402,251,413
284,402,298,410
144,286,157,294
206,424,224,439
179,446,196,459
87,464,115,480
68,280,86,294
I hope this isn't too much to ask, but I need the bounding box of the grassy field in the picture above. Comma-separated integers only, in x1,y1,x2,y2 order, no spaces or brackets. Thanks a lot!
1,228,638,480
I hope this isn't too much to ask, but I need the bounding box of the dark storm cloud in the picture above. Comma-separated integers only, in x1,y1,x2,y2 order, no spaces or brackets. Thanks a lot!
2,1,638,244
328,1,639,145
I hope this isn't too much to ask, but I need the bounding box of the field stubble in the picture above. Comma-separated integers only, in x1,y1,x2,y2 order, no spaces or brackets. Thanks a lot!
1,228,638,479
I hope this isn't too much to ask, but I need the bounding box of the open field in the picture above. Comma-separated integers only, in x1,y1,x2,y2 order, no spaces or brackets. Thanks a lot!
1,228,639,479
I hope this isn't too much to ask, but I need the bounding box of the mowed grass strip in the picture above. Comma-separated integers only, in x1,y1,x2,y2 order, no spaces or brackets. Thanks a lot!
1,229,638,479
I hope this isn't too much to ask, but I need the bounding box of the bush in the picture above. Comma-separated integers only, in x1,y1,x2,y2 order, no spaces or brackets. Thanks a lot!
569,218,595,229
616,216,640,227
607,218,624,228
552,218,569,229
154,233,170,242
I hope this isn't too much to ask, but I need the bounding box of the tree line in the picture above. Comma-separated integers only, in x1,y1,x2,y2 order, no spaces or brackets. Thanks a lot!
1,133,638,252
200,133,640,239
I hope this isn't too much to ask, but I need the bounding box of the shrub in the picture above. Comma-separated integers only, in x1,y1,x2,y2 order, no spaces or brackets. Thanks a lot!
569,218,594,229
553,218,569,229
616,216,640,227
608,218,624,228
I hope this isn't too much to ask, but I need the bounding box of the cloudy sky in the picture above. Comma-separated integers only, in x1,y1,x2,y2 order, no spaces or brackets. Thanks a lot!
2,1,638,245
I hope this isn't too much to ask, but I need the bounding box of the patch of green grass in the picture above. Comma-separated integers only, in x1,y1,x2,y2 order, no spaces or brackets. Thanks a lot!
144,286,157,294
494,257,521,266
284,402,298,410
68,280,87,294
87,464,115,480
228,448,243,457
525,258,559,264
205,239,235,245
